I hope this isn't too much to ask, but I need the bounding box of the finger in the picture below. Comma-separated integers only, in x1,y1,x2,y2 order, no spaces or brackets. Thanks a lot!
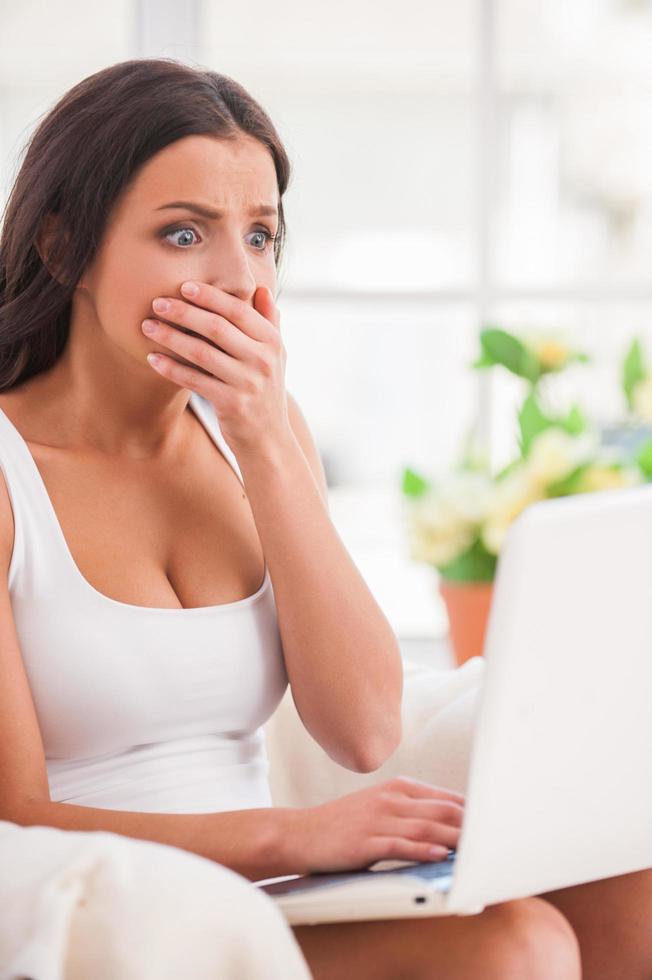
390,776,465,805
146,350,230,404
372,837,452,865
394,818,461,851
180,281,277,343
142,319,241,385
152,299,254,361
393,798,465,826
255,284,281,332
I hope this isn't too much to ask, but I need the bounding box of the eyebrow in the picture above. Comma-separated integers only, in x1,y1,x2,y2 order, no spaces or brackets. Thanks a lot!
155,200,278,219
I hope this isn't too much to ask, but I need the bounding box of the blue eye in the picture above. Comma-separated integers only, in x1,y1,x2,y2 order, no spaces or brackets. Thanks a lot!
161,225,200,248
247,229,278,252
160,224,278,252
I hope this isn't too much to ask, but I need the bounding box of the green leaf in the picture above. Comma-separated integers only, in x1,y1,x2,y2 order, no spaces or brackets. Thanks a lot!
470,352,495,370
634,439,652,481
518,391,554,457
559,404,587,436
546,462,593,498
622,339,647,411
438,537,498,583
479,328,541,383
494,458,523,482
401,466,431,497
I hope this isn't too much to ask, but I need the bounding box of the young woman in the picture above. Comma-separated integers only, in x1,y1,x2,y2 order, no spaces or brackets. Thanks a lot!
0,58,648,979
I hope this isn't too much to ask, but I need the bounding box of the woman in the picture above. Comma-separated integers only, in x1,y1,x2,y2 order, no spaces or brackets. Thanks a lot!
0,58,648,979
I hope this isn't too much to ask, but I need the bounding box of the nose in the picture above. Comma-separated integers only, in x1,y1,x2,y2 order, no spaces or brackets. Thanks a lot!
206,236,259,304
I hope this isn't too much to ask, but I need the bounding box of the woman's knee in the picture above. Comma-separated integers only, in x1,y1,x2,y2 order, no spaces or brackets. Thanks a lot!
482,897,581,980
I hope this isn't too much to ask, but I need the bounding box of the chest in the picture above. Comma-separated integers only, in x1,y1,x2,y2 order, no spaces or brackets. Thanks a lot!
25,426,266,611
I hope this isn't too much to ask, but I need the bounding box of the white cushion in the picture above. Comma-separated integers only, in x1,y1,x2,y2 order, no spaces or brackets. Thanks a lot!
264,656,485,808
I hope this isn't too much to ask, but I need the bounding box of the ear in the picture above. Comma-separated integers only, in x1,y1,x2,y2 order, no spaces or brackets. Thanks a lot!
35,211,83,288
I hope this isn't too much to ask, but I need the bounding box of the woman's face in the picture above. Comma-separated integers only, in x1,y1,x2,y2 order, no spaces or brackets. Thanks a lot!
74,132,279,370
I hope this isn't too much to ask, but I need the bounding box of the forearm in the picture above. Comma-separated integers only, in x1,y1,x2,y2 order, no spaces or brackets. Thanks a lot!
236,432,403,772
9,798,304,882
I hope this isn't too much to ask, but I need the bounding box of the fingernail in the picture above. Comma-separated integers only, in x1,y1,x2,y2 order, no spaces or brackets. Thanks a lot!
181,281,199,297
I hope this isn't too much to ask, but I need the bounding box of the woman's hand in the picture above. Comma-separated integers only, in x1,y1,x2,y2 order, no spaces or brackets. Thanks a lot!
142,280,290,454
289,776,465,875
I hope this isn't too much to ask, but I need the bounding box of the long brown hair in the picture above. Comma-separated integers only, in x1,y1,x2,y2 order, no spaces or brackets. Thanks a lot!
0,58,292,392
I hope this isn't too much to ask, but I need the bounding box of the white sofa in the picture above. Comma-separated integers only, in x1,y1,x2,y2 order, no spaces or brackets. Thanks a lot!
0,656,484,980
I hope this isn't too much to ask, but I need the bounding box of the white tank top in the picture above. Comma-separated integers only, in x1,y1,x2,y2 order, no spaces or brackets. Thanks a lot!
0,391,289,814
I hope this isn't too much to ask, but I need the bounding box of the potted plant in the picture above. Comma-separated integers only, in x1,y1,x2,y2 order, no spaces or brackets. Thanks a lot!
401,326,649,667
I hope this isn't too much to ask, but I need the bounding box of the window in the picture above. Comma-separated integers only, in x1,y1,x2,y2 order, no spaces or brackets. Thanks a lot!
0,1,134,204
199,1,652,635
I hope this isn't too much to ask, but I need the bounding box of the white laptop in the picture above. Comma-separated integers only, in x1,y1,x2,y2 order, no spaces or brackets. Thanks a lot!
256,485,652,924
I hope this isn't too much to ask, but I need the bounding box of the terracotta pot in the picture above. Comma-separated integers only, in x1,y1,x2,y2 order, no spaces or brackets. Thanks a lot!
439,578,494,667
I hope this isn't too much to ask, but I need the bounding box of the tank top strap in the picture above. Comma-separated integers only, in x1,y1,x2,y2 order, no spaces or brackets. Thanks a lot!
0,393,246,596
187,392,271,595
187,392,245,488
0,407,49,591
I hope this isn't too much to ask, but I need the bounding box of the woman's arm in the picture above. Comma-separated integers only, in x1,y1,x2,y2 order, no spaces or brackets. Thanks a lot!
143,280,402,771
11,776,468,885
236,393,403,774
8,797,300,883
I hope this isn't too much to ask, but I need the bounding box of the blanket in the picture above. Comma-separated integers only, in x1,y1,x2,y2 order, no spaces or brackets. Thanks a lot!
0,822,311,980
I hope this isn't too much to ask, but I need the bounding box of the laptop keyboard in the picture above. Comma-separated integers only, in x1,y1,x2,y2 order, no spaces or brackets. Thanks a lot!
257,851,457,897
386,851,456,881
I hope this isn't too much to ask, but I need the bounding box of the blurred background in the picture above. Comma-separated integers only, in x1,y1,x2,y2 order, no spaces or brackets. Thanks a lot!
1,0,651,654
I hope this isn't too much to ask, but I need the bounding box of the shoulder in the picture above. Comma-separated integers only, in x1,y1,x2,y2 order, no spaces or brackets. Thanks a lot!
286,391,329,509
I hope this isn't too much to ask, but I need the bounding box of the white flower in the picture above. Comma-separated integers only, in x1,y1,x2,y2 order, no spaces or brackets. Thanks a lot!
435,470,495,523
574,464,644,493
405,470,494,567
405,424,637,568
525,428,598,488
406,494,474,567
480,467,543,555
523,330,575,371
632,377,652,422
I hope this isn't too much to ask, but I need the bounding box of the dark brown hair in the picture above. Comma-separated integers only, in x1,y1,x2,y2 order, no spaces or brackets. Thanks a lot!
0,58,292,392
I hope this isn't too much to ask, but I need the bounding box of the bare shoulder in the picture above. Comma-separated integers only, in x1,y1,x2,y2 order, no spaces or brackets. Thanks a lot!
286,391,329,508
0,506,51,815
0,394,50,813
